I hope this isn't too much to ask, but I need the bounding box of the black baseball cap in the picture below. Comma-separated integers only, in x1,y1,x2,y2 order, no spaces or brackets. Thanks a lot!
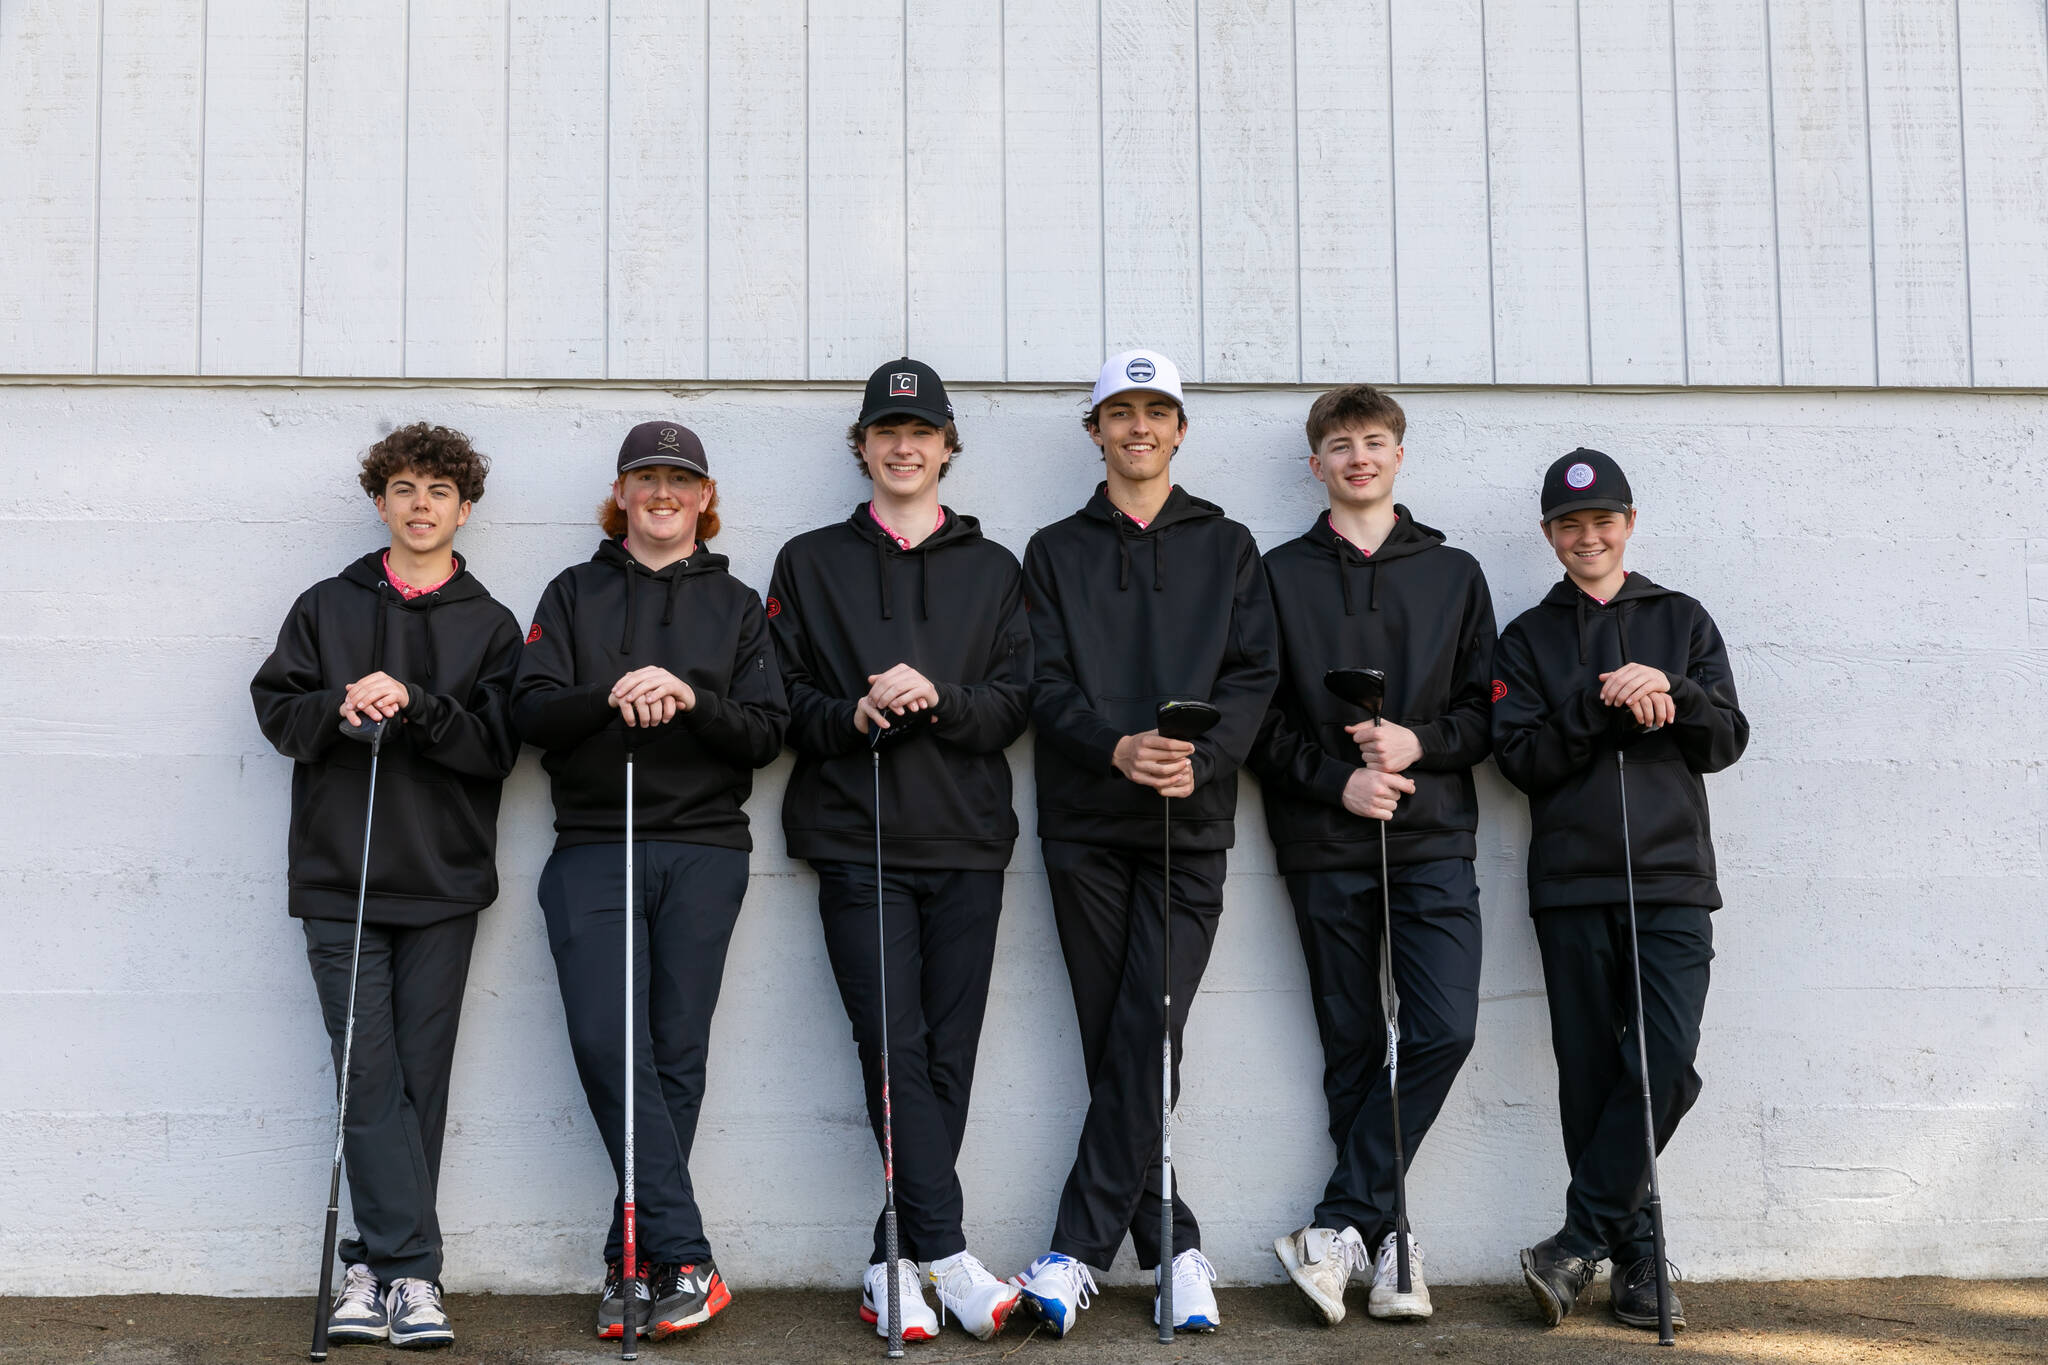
617,421,709,477
858,358,953,429
1541,448,1634,521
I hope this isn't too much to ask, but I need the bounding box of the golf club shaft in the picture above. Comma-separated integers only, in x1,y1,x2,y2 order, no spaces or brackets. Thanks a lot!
1372,714,1412,1296
311,732,379,1362
1159,790,1174,1344
1618,750,1675,1347
874,750,902,1359
623,752,637,1361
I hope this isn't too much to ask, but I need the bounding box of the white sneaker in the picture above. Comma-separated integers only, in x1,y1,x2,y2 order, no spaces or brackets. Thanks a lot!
1367,1231,1433,1321
382,1277,454,1348
1009,1252,1096,1338
1153,1249,1220,1332
929,1251,1024,1340
325,1262,389,1344
1274,1224,1367,1325
860,1259,939,1343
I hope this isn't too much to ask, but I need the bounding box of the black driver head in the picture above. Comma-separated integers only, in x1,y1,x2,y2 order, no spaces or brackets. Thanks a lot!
336,715,386,745
869,709,938,750
1324,667,1387,720
1156,699,1222,742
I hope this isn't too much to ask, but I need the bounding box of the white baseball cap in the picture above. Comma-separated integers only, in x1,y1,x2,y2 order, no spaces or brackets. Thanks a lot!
1091,349,1186,410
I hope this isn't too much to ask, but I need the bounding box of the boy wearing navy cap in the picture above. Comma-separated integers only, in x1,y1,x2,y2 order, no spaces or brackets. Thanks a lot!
767,359,1032,1342
1011,351,1279,1337
1492,449,1748,1332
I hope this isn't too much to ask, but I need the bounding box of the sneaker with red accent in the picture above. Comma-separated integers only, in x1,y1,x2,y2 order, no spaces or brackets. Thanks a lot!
861,1258,939,1342
594,1259,649,1340
648,1261,732,1337
929,1251,1022,1340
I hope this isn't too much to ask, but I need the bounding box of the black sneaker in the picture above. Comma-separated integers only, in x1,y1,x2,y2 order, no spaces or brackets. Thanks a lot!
647,1260,733,1338
1609,1255,1687,1331
1519,1237,1599,1327
595,1259,650,1340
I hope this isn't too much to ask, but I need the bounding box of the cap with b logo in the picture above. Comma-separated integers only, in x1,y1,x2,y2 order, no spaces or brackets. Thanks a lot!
617,421,710,477
858,357,954,429
1091,348,1186,410
1541,447,1633,521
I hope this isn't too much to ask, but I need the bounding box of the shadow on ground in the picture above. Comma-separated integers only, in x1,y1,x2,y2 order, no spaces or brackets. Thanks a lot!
1,1278,2042,1364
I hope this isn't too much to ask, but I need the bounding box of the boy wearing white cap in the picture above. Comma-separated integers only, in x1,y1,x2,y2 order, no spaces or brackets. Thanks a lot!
1010,352,1280,1337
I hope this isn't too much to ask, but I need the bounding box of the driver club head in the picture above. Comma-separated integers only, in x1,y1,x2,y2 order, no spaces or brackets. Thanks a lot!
1324,667,1387,720
1156,699,1222,742
336,715,387,745
869,709,938,750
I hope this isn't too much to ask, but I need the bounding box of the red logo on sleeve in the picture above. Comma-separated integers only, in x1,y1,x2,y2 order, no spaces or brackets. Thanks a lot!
526,624,542,644
1490,679,1508,703
765,596,782,619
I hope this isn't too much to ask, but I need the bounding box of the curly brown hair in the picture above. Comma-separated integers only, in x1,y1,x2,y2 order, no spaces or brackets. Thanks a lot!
358,422,490,502
599,477,722,542
846,416,961,479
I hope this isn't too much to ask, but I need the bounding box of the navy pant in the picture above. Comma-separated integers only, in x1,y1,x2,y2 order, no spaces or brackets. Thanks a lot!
539,840,748,1266
812,861,1004,1265
303,912,478,1284
1286,857,1483,1248
1533,903,1713,1265
1041,839,1225,1271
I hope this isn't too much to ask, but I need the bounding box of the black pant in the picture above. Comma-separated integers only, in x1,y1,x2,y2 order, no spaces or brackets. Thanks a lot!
1533,904,1713,1265
539,840,748,1266
1040,839,1225,1271
812,861,1004,1266
303,912,478,1284
1286,857,1482,1247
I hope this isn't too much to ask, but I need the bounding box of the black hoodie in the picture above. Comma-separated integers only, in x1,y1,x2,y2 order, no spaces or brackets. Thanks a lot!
1023,483,1280,852
250,551,524,926
768,504,1031,870
1250,507,1497,872
512,539,788,851
1492,572,1749,911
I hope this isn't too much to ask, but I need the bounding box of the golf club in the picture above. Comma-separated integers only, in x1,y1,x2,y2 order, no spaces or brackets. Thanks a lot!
1322,667,1413,1298
870,724,903,1359
1151,699,1222,1343
310,715,384,1362
621,722,651,1360
1618,749,1677,1346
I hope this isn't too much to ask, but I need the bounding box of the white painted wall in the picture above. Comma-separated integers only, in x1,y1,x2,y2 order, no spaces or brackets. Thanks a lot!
1,380,2042,1294
4,1,2048,386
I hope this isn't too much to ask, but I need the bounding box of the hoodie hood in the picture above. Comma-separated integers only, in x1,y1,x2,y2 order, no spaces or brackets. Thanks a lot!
1537,570,1676,665
335,549,493,685
845,502,986,620
1078,483,1225,593
1303,505,1445,614
592,536,732,654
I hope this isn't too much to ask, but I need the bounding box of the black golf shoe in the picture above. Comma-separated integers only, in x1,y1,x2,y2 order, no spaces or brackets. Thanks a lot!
594,1259,650,1340
1519,1237,1598,1327
1609,1255,1686,1331
647,1260,732,1337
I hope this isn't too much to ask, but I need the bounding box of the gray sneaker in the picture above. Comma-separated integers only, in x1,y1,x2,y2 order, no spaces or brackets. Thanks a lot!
383,1277,454,1349
324,1263,388,1345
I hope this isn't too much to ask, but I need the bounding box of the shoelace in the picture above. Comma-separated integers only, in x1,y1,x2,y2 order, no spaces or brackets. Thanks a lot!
1172,1249,1218,1293
932,1252,1000,1326
1339,1233,1373,1280
335,1263,380,1313
873,1260,925,1326
386,1278,441,1323
1626,1257,1685,1288
1037,1255,1098,1310
1376,1235,1424,1285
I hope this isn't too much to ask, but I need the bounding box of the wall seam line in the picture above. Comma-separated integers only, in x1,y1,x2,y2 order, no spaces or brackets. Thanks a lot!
1386,0,1399,383
1858,0,1878,385
1291,0,1302,383
1479,0,1496,385
1951,0,1973,386
195,0,208,374
400,0,410,379
1574,0,1593,384
91,0,104,373
1762,0,1784,386
297,0,310,376
1668,0,1690,385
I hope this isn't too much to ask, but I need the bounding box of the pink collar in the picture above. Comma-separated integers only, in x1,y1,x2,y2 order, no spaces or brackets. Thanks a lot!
870,503,943,550
383,552,455,600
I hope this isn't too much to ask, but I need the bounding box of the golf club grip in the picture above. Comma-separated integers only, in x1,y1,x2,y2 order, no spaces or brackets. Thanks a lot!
884,1206,903,1356
1649,1195,1674,1345
309,1206,339,1360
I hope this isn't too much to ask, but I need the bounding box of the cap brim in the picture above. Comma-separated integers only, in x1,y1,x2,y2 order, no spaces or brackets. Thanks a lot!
1542,497,1632,521
1091,384,1185,409
618,455,708,475
859,403,952,428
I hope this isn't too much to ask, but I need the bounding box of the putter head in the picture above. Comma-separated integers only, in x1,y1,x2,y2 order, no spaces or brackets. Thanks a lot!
1156,699,1222,742
1323,667,1387,721
336,715,386,746
868,710,938,751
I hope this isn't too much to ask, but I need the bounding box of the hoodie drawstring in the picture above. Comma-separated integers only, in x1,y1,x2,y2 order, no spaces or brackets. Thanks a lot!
1615,599,1634,667
661,571,680,626
1152,532,1166,592
919,551,931,620
370,584,391,672
1336,552,1379,615
619,561,638,655
1339,555,1355,615
421,607,438,683
876,538,894,620
1368,559,1378,611
1575,593,1589,665
1116,536,1131,591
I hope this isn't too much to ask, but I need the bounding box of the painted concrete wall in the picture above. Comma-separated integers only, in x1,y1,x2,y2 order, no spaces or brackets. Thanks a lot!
1,380,2042,1295
6,0,2048,388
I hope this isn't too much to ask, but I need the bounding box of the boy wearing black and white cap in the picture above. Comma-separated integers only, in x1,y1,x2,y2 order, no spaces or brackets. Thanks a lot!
1252,385,1496,1326
250,423,523,1349
1012,351,1280,1337
1492,449,1748,1332
767,359,1032,1343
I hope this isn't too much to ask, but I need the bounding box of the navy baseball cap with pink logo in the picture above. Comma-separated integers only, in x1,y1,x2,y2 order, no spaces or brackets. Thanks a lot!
1541,447,1634,521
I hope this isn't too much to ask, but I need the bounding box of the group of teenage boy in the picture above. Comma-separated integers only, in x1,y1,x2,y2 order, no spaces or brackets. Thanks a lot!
251,349,1748,1350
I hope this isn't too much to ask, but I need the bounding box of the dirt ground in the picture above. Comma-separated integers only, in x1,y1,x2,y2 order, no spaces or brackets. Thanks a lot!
2,1279,2041,1365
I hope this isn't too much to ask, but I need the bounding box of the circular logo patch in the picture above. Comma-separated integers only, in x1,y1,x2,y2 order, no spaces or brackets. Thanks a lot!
1125,356,1156,383
1565,462,1596,490
765,596,782,619
525,623,543,644
1490,679,1508,703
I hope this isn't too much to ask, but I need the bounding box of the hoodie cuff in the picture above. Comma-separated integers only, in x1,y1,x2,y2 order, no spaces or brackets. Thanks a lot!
1310,756,1355,807
1667,673,1707,722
